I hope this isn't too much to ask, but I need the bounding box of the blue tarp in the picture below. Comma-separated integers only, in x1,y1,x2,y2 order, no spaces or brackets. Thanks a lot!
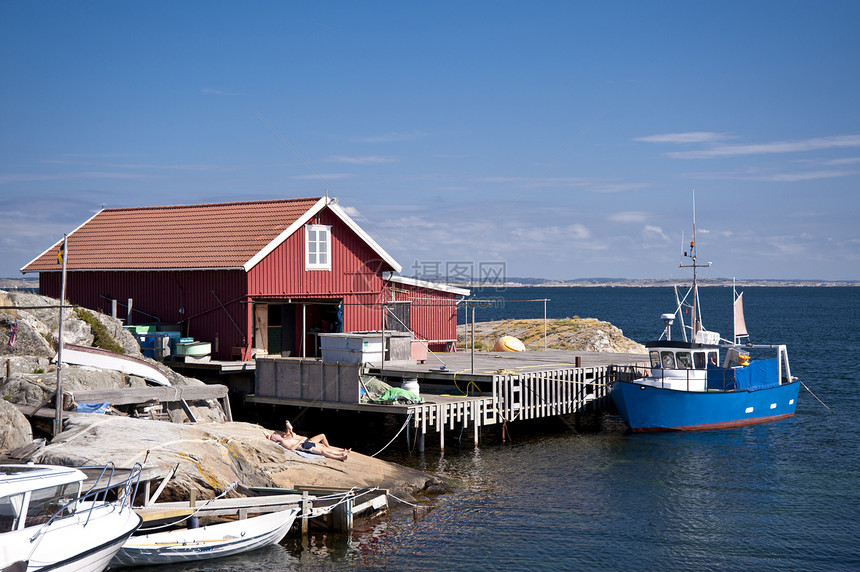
76,402,111,414
734,358,779,390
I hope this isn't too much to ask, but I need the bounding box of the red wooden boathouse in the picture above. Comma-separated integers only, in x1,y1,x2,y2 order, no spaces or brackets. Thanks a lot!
21,197,468,360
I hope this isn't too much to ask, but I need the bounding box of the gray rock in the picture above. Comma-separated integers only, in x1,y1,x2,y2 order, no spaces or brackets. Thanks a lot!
2,291,63,332
0,309,55,358
0,356,51,376
0,399,33,450
36,416,441,501
0,373,55,407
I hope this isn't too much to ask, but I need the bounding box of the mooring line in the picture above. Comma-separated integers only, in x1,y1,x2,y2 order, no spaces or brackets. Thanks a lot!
801,380,835,414
370,411,413,457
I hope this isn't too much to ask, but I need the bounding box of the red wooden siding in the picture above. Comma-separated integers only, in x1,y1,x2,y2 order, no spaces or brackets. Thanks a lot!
390,283,460,351
40,269,247,360
247,209,395,334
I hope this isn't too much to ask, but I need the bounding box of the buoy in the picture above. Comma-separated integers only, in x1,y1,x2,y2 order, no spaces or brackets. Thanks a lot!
493,335,525,352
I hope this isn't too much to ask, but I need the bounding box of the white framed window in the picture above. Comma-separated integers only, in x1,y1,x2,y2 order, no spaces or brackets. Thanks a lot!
305,224,331,270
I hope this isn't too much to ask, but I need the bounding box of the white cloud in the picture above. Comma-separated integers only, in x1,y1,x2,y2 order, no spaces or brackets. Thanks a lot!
44,158,221,171
0,171,148,183
288,173,352,180
608,211,649,223
824,157,860,166
588,182,650,193
644,225,669,240
635,132,735,144
323,155,397,165
350,130,427,143
340,205,361,217
740,170,853,182
665,134,860,159
694,169,853,182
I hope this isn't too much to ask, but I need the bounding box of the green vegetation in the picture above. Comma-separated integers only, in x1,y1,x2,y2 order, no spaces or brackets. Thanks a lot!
33,368,44,374
74,307,125,354
42,332,57,351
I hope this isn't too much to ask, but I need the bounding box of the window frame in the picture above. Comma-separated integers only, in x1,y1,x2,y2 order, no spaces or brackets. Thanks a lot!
305,224,332,271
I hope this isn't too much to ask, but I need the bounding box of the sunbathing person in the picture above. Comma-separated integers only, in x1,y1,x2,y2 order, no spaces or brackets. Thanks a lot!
267,421,349,461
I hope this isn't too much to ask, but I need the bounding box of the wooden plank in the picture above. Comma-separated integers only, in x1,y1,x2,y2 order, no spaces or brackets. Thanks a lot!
138,507,194,524
221,394,233,422
136,493,307,518
69,385,228,406
15,404,67,421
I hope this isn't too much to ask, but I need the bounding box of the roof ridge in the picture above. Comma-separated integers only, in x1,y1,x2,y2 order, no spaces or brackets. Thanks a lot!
100,197,323,213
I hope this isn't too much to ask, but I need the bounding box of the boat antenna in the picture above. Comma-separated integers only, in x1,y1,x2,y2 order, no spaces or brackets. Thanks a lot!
680,191,711,340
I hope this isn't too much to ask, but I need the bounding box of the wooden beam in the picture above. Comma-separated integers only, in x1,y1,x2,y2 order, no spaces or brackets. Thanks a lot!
146,464,178,507
68,385,228,406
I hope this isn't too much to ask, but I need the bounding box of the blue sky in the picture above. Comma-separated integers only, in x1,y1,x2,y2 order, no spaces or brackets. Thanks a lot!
2,1,858,281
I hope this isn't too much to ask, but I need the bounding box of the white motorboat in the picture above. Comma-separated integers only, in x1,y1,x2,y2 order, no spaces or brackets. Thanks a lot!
112,507,298,566
0,463,142,572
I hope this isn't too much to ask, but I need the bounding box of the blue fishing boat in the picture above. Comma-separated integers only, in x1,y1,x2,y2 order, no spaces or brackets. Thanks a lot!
610,205,800,432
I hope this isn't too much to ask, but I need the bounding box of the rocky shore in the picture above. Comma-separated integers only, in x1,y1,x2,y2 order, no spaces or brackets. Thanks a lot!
0,290,447,501
457,317,645,353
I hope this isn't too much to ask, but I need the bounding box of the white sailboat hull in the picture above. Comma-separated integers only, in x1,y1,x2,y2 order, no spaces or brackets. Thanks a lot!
59,344,170,386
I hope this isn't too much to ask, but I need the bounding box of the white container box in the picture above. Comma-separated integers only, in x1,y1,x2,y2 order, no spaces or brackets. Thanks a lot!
319,333,384,364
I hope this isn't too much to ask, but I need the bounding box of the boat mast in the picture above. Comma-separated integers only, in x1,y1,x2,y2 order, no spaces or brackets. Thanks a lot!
680,193,710,340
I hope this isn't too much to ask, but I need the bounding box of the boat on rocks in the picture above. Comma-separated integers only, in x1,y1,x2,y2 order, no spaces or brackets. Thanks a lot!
610,204,800,432
59,343,171,386
0,463,142,572
111,506,298,567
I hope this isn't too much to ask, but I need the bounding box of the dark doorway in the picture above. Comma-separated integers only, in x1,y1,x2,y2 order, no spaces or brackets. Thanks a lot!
266,304,296,357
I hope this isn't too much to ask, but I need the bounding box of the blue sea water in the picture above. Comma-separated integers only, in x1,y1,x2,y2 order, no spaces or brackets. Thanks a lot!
158,287,860,571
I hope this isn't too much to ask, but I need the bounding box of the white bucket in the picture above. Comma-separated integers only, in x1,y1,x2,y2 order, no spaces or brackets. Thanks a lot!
401,376,420,396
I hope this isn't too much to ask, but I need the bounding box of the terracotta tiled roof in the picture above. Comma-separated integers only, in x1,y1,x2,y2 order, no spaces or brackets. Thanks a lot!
22,197,323,272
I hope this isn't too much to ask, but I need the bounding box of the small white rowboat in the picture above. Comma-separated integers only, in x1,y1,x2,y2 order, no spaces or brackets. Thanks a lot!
111,507,298,566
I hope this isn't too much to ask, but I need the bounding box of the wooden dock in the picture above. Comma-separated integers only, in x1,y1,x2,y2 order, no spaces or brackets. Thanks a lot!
15,383,233,427
247,349,646,452
134,487,387,533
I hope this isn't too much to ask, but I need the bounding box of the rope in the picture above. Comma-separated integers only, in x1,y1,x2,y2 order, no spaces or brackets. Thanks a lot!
800,380,835,414
370,411,413,457
383,308,450,369
137,482,238,532
387,492,421,508
452,371,481,396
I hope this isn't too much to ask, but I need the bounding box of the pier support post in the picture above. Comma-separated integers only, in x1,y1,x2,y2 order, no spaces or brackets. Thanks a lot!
331,494,354,532
440,422,445,453
417,427,425,453
474,414,480,447
301,491,310,535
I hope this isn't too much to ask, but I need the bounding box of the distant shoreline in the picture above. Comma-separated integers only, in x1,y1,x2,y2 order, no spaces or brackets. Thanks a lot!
3,277,858,290
451,279,859,288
